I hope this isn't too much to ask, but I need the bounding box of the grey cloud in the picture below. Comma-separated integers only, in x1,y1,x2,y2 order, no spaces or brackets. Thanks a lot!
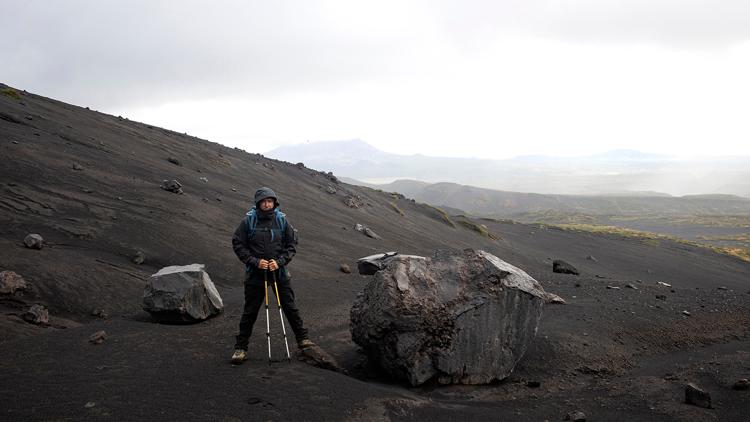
2,0,748,111
433,0,750,49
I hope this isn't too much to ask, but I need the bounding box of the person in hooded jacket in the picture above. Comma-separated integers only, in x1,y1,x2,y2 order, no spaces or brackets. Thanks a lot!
230,187,313,364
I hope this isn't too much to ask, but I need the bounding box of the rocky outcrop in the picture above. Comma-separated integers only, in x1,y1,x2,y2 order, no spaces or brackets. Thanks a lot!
143,264,223,323
350,249,552,386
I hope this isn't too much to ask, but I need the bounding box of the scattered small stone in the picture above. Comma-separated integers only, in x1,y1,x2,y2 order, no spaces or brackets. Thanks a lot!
89,330,107,344
72,163,83,170
295,162,305,169
657,281,672,287
586,255,597,262
24,233,44,249
575,282,581,288
84,402,96,409
22,304,49,325
685,383,712,408
595,274,607,279
682,310,691,316
0,270,29,295
160,179,183,194
133,251,146,265
565,411,586,421
11,140,18,144
82,188,93,194
91,309,109,319
25,115,33,120
655,294,667,301
345,195,364,208
215,197,221,202
340,264,352,274
199,177,208,183
606,286,620,290
326,185,336,194
733,379,749,390
636,279,642,283
167,157,181,166
626,283,638,290
553,260,579,275
116,196,122,200
231,187,237,192
354,223,381,239
717,286,728,291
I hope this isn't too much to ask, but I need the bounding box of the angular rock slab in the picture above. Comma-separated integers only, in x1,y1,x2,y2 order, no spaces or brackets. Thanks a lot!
143,264,223,323
351,249,550,386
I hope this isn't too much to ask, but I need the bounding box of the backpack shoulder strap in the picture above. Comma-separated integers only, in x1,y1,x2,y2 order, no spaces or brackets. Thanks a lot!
245,207,258,237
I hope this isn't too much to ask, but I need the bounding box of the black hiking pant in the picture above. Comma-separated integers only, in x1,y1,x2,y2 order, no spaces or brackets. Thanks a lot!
234,268,308,351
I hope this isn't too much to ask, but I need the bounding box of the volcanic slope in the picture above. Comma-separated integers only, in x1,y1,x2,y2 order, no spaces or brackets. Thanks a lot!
1,84,749,421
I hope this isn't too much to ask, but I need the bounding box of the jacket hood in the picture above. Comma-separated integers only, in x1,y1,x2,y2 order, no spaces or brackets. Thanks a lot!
254,187,279,208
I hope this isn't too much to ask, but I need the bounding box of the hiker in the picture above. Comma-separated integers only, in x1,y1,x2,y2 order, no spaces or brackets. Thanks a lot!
230,187,313,364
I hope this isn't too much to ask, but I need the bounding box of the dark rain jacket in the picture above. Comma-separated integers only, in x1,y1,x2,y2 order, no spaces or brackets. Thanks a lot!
231,211,297,269
231,187,297,271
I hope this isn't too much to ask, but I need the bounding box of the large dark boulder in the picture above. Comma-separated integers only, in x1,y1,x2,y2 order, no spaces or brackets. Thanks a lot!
143,264,223,323
350,249,556,386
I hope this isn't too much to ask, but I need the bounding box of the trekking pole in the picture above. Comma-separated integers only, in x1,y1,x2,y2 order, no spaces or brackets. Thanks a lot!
264,269,272,362
272,270,292,362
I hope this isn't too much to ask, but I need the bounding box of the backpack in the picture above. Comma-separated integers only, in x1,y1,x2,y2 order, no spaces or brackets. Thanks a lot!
245,207,288,242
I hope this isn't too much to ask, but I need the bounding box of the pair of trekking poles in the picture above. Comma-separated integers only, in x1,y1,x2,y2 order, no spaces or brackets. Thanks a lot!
263,268,291,362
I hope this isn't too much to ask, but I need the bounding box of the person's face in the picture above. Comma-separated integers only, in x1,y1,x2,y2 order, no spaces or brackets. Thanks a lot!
259,198,275,211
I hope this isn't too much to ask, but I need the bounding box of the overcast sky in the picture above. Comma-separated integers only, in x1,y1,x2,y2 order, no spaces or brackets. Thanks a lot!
3,0,750,159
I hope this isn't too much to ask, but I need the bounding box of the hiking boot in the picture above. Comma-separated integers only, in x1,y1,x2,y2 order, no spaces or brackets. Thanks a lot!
297,339,315,349
231,349,247,364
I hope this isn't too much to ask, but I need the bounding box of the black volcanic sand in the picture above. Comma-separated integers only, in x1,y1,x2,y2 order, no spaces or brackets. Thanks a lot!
2,84,750,421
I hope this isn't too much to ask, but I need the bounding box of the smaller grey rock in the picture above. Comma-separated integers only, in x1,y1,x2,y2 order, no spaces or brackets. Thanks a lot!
345,195,363,208
231,187,237,192
297,344,344,373
167,157,181,166
565,411,586,421
72,163,83,170
553,260,579,275
89,330,107,344
199,177,208,183
23,304,49,325
364,227,381,239
84,402,96,409
133,251,146,265
585,255,597,262
160,179,183,194
717,286,728,291
733,379,749,390
0,270,29,295
326,185,336,194
24,234,44,249
626,283,638,290
606,285,620,290
655,294,667,301
91,309,109,319
682,310,691,316
685,383,711,408
340,264,352,274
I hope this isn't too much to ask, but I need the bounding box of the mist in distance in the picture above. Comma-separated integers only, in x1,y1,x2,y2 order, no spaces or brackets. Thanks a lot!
268,140,750,198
